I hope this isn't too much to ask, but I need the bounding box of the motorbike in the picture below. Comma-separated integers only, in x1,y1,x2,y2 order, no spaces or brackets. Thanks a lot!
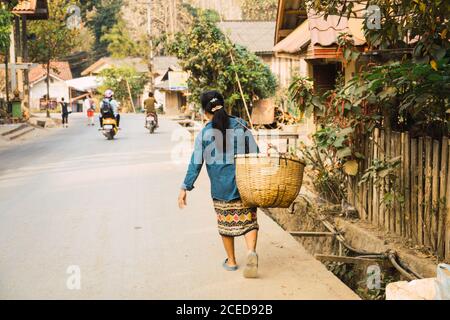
101,117,119,140
145,113,157,134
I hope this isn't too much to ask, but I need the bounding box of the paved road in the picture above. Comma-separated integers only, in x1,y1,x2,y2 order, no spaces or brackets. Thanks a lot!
0,114,358,299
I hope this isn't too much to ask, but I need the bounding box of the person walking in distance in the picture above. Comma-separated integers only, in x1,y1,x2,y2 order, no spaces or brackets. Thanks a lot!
84,94,95,126
60,97,70,128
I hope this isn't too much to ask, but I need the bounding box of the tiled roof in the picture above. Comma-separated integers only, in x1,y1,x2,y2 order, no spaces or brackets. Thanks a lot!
12,0,37,14
29,61,73,83
12,0,49,20
218,21,276,54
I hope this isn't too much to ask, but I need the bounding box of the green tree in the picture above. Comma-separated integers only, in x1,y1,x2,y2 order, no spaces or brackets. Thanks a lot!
99,66,148,109
168,12,277,117
241,0,278,21
100,18,140,58
86,0,123,60
28,0,80,117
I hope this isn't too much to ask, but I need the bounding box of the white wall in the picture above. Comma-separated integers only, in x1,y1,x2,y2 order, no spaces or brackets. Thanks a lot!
30,78,70,110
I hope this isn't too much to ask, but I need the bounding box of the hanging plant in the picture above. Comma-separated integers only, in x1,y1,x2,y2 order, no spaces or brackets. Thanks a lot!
288,75,322,118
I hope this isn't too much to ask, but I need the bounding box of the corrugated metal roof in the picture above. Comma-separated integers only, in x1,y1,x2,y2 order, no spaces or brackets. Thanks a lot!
81,56,180,76
218,21,276,54
153,56,180,74
273,20,310,54
308,11,366,47
274,11,366,55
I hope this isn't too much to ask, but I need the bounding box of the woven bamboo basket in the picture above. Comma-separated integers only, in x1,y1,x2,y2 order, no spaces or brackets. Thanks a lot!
235,153,306,208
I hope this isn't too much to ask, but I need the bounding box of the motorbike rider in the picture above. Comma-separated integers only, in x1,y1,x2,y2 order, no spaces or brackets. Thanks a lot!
99,89,120,128
144,92,158,128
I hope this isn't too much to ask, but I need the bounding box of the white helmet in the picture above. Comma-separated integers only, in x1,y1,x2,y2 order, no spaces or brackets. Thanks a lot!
104,89,114,98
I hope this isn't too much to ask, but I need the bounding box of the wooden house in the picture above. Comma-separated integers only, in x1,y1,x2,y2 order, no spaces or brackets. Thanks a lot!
274,0,366,90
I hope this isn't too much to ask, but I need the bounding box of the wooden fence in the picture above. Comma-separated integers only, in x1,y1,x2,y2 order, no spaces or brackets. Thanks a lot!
347,128,450,261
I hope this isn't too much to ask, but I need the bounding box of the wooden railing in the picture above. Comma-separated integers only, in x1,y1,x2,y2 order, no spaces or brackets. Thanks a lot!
347,128,450,261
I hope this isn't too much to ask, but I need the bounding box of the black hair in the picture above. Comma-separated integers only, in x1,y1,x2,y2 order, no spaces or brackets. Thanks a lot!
149,92,154,98
201,90,229,151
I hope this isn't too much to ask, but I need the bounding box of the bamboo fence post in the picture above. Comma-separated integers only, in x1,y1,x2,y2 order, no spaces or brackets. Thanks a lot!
393,132,401,235
362,135,368,220
368,131,374,223
424,137,432,247
445,139,450,261
399,132,405,236
404,132,411,239
390,133,396,233
418,137,424,245
432,140,440,250
438,137,448,258
373,128,380,227
380,130,387,230
410,138,418,244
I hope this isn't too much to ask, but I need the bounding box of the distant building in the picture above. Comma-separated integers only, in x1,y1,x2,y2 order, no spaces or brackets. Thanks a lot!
273,0,366,88
273,0,367,134
154,65,188,116
29,61,73,111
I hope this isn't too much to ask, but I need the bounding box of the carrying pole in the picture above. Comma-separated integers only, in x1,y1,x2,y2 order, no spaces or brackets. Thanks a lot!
228,50,254,130
220,13,253,130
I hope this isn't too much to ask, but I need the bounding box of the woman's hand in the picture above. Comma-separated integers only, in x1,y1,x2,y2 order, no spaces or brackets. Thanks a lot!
178,189,187,209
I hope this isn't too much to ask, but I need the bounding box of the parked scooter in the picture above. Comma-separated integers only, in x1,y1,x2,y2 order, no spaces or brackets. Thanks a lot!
145,113,157,134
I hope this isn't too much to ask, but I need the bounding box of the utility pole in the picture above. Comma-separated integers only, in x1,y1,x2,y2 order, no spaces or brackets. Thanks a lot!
147,0,154,92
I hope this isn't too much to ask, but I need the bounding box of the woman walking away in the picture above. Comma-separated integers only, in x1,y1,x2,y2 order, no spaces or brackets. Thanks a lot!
178,90,260,278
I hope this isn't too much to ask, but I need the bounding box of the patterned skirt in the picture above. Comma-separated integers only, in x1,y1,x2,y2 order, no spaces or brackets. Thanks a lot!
214,199,258,237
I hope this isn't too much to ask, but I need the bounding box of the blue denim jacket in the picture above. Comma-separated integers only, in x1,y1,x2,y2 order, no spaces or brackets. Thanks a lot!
181,117,259,201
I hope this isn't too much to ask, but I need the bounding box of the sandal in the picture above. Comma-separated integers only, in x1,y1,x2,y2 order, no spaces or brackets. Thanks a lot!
243,252,258,278
222,259,238,271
